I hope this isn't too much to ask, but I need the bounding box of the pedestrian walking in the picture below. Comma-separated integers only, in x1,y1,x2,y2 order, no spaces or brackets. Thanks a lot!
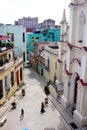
20,109,24,120
40,102,45,113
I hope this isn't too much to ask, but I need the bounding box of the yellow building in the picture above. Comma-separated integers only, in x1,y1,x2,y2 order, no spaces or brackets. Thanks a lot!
45,44,59,85
0,47,16,105
0,36,24,105
44,44,59,99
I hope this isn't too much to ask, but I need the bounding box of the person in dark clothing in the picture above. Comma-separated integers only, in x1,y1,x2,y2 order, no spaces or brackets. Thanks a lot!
40,102,45,113
20,109,24,120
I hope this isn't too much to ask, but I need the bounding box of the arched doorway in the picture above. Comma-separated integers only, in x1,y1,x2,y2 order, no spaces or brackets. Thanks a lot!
69,73,79,104
16,70,19,86
74,76,79,103
41,69,43,76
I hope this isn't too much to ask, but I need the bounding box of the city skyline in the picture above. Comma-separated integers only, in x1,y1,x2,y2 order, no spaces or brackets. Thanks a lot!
0,0,70,25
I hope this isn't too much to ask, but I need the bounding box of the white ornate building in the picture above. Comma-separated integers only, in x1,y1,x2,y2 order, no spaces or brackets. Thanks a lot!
58,0,87,126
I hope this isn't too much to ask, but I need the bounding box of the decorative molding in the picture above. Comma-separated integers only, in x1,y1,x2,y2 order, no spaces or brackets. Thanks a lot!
65,70,87,87
71,58,81,66
69,1,87,7
66,42,87,52
58,59,62,63
65,69,72,76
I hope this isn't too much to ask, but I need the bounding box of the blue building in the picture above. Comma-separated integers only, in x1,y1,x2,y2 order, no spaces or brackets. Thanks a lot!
27,28,60,53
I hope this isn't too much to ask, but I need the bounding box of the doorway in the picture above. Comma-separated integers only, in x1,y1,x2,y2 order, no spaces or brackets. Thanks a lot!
74,77,79,103
41,69,43,76
16,70,19,85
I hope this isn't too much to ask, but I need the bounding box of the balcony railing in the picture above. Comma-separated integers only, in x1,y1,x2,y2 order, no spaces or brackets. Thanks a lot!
0,60,14,71
0,42,14,49
4,60,14,70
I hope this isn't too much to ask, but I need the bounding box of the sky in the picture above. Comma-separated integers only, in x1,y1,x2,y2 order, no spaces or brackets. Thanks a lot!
0,0,70,25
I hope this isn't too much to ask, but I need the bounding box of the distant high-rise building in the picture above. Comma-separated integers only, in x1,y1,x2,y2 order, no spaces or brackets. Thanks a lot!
38,19,55,30
43,19,55,29
15,16,38,29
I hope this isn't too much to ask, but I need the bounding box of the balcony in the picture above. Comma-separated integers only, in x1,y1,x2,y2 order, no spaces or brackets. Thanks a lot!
0,42,14,49
0,59,14,71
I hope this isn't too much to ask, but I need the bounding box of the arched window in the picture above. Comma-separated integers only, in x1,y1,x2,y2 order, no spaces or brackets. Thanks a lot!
78,11,86,43
47,56,50,69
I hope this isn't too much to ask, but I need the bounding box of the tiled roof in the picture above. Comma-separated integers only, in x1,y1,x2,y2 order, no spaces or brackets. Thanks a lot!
26,28,36,33
0,35,11,40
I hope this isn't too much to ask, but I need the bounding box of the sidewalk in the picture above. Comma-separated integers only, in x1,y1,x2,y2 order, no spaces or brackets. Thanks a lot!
49,95,82,130
0,84,27,119
38,73,87,130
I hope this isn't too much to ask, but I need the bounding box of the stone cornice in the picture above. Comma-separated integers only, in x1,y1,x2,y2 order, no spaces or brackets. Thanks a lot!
58,59,62,63
66,42,87,52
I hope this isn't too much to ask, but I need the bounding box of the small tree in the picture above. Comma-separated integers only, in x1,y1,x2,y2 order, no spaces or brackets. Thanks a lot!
11,101,17,109
21,89,25,96
44,85,50,104
44,85,50,96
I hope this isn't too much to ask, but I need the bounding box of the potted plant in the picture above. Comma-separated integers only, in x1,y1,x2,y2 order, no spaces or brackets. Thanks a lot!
11,101,17,109
44,85,50,104
21,89,25,96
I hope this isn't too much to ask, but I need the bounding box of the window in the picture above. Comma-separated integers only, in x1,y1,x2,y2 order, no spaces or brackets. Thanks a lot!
23,52,25,62
5,76,10,93
2,55,5,64
78,11,86,43
64,61,66,70
22,32,25,42
0,79,3,99
11,71,14,86
11,33,14,42
55,62,57,69
20,68,22,81
9,54,11,59
47,57,50,69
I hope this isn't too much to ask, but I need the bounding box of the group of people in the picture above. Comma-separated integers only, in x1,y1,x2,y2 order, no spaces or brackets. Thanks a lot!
20,100,48,121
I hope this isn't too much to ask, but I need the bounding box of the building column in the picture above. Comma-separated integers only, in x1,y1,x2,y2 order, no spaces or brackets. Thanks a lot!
69,4,77,44
61,74,70,108
57,9,68,82
57,41,64,82
61,46,72,108
73,84,87,126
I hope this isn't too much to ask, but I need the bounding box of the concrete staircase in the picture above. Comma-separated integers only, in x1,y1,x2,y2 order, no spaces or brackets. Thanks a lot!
47,80,64,101
66,103,76,116
57,90,64,100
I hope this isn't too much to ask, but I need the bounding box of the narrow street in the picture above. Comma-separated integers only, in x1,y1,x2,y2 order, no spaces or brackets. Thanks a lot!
0,68,70,130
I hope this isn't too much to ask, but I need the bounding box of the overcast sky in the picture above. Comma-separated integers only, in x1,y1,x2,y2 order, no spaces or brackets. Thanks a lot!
0,0,70,25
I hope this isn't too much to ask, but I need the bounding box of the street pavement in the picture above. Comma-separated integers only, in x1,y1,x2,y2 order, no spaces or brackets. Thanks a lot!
0,68,70,130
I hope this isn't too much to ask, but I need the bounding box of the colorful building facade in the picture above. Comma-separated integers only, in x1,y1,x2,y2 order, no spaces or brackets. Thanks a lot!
0,35,24,105
0,25,27,66
27,28,60,61
44,45,59,83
